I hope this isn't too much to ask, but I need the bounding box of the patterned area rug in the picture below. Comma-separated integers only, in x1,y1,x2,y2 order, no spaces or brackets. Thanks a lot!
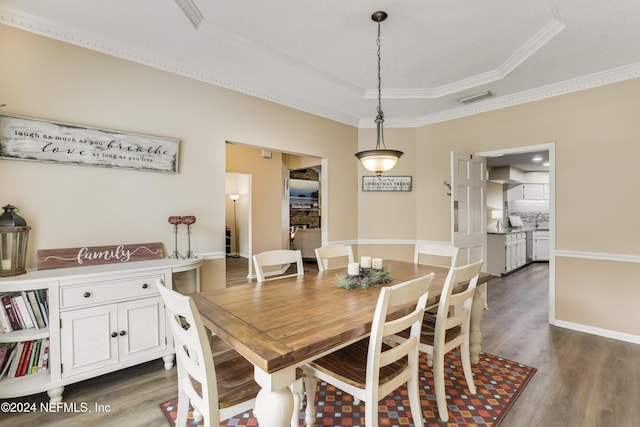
159,351,535,427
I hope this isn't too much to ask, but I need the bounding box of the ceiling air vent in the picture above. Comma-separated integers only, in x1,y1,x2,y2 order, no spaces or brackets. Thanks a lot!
457,90,495,104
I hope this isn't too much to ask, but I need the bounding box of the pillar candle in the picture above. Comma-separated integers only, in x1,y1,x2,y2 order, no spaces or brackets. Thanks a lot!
1,259,10,270
360,256,372,269
372,258,383,270
348,262,360,276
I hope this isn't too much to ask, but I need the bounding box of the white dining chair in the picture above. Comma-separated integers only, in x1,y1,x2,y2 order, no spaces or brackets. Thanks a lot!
157,279,306,427
302,273,435,427
253,249,304,282
156,280,259,427
314,244,354,272
415,243,460,313
414,242,459,268
387,260,483,422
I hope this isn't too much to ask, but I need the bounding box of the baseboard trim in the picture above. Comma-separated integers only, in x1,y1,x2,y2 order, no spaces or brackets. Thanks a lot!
552,319,640,345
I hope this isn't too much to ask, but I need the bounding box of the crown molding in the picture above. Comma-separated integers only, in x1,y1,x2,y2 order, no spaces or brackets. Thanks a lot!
413,61,640,128
0,7,361,127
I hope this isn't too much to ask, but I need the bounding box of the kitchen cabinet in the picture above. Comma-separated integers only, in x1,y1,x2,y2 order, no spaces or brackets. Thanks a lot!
487,232,527,275
507,184,549,201
523,184,543,200
533,230,550,261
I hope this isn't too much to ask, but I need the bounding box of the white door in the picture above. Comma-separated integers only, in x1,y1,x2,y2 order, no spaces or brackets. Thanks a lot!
451,152,487,268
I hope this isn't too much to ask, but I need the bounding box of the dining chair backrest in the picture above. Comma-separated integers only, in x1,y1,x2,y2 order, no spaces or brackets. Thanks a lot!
414,242,459,268
314,245,354,272
302,273,435,427
156,280,257,426
427,260,482,421
434,260,483,347
366,273,435,391
253,249,304,283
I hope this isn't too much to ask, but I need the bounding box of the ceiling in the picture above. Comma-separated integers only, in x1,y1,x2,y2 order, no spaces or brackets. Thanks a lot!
485,150,549,172
1,0,640,128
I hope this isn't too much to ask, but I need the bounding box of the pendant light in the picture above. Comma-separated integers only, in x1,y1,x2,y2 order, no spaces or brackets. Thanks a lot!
355,11,403,176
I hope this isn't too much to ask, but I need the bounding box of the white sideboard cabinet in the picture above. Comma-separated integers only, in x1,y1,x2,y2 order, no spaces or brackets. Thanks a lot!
0,258,202,402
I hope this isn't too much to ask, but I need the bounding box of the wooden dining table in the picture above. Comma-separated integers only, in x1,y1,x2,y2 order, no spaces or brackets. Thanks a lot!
191,259,491,427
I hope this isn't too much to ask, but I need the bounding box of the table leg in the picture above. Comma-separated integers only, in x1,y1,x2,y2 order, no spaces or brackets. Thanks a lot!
254,388,294,427
469,282,486,364
253,367,296,427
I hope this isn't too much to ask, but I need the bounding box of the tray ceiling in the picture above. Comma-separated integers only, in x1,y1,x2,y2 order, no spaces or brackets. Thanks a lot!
1,0,639,127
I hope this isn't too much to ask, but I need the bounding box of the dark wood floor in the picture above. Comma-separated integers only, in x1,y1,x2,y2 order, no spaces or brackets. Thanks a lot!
2,261,640,426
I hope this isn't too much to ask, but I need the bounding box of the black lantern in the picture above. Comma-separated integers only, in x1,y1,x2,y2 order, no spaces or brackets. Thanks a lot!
0,204,31,277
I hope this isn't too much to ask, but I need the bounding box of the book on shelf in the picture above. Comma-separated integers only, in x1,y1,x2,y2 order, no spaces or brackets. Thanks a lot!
40,338,49,370
26,291,47,329
11,294,34,330
28,339,41,374
20,292,39,329
6,341,24,378
0,307,10,333
35,289,49,327
0,343,15,373
0,343,18,379
37,337,48,371
1,294,21,331
16,340,34,377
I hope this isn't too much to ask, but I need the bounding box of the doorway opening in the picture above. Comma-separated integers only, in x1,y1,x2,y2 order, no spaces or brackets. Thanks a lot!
476,143,555,325
225,143,322,285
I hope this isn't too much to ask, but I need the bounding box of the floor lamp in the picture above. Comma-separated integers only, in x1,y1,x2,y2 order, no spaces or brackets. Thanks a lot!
229,194,240,258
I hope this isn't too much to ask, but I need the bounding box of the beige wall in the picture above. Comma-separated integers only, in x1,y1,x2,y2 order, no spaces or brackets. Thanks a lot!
226,144,285,256
413,78,640,338
357,127,417,241
0,25,357,290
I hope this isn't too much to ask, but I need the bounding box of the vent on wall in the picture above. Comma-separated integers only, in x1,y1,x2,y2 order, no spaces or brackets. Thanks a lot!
457,90,496,104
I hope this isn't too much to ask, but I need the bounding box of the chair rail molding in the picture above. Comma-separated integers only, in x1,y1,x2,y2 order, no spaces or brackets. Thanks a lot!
555,250,640,264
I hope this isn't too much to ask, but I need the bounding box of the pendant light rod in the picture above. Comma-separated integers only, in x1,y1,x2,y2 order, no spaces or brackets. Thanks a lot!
374,11,386,150
355,11,403,176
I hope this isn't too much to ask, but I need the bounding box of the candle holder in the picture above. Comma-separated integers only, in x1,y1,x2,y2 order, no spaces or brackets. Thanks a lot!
182,216,197,259
168,216,183,259
0,204,31,277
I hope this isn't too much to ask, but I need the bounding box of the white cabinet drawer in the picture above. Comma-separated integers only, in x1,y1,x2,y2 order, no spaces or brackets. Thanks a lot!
60,275,162,309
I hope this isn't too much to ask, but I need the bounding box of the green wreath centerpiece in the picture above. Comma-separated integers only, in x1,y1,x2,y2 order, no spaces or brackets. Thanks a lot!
336,267,393,290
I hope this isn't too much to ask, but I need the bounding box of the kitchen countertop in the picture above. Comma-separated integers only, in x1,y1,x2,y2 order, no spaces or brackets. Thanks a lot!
487,226,549,235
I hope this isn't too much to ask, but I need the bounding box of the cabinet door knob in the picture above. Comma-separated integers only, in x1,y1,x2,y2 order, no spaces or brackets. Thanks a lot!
83,292,91,298
142,283,149,289
111,332,118,338
119,330,126,336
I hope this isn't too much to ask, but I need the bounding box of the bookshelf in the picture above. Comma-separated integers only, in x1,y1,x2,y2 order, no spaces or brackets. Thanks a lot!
0,257,202,402
0,282,52,388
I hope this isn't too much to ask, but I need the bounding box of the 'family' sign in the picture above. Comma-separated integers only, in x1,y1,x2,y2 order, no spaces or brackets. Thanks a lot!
37,243,164,270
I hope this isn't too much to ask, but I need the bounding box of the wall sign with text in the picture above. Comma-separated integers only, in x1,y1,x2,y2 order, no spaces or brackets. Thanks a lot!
362,176,412,192
0,114,179,173
37,243,165,270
